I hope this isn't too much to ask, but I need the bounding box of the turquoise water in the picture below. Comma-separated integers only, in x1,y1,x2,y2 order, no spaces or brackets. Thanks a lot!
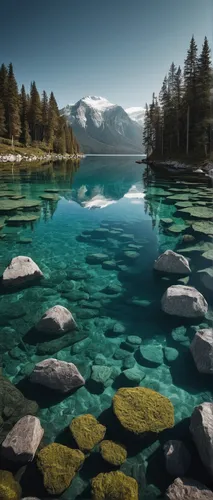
0,156,213,498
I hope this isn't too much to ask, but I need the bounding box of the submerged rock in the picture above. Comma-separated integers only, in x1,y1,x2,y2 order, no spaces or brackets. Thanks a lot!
86,253,108,264
164,347,179,362
161,285,208,318
2,256,43,288
91,365,113,386
199,267,213,291
100,441,127,466
140,344,164,365
91,470,138,500
70,414,106,451
190,329,213,374
154,250,191,274
190,402,213,477
30,358,85,393
165,478,213,500
1,415,44,463
36,305,76,336
164,440,191,476
113,387,174,434
127,335,142,346
36,442,85,495
0,470,22,500
123,366,145,384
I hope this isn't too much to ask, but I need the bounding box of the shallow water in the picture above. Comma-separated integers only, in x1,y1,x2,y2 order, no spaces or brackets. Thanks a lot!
0,156,213,498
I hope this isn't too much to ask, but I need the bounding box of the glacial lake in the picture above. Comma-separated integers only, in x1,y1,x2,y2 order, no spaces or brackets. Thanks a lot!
0,155,213,498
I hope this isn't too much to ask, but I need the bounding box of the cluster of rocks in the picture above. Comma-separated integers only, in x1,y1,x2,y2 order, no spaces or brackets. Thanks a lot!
0,153,84,163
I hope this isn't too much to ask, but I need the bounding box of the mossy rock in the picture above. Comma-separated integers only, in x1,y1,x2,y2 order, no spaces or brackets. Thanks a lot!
91,470,138,500
178,207,213,219
9,195,26,200
36,442,85,495
167,224,189,233
167,194,190,201
160,218,173,225
40,193,59,201
7,215,39,225
70,414,106,451
202,250,213,260
0,200,22,213
100,441,127,466
19,199,41,210
0,470,21,500
192,221,213,235
113,387,174,434
175,201,193,208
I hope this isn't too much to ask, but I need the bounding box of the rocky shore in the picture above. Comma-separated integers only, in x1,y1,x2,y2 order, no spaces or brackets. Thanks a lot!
0,152,85,164
137,158,213,178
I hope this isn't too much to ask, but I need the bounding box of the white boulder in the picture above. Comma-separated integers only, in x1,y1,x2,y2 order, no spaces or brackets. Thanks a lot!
190,402,213,477
2,256,43,288
190,329,213,374
154,250,191,274
1,415,44,463
30,358,85,393
161,285,208,318
36,305,76,336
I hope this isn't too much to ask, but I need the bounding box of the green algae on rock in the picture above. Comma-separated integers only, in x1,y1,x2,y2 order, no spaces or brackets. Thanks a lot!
70,414,106,451
36,442,85,495
178,206,213,219
91,470,138,500
40,193,60,201
0,470,21,500
192,220,213,235
113,387,174,434
100,440,127,466
7,214,39,225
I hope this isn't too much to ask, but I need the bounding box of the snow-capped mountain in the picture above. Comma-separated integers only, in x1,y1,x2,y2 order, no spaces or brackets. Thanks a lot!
125,107,145,126
61,96,143,154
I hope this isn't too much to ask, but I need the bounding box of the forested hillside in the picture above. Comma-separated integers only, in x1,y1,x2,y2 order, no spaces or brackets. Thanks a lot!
143,36,212,160
0,63,79,154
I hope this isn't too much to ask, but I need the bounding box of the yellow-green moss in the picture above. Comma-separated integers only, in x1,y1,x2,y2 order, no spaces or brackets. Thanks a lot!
100,441,127,466
36,442,85,495
91,470,138,500
70,414,106,451
113,387,174,434
0,470,21,500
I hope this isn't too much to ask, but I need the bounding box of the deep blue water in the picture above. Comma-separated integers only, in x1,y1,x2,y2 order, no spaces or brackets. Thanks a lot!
0,156,213,498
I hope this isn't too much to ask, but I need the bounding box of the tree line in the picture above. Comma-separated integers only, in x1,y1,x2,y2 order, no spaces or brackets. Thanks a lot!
143,36,212,159
0,63,79,154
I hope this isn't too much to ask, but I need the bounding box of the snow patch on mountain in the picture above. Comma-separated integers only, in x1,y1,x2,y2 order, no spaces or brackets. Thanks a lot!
125,107,145,125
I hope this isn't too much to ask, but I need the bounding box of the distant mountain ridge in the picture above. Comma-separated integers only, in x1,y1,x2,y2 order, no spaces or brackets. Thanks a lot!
61,96,144,154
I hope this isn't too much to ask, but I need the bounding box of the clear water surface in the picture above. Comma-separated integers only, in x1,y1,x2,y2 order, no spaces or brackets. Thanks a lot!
0,156,213,498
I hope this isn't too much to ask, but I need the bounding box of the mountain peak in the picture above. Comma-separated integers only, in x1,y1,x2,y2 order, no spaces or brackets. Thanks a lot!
81,95,116,111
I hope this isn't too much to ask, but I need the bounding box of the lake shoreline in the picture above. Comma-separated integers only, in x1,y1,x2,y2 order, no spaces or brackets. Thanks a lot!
0,152,85,165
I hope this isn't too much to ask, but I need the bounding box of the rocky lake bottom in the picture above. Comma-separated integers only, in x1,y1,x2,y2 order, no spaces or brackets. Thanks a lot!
0,156,213,499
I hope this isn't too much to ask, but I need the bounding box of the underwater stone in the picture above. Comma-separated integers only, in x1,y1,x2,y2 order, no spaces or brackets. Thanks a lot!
2,256,43,288
91,228,110,239
1,415,44,463
154,250,191,274
164,440,191,476
161,218,173,225
123,250,140,261
127,335,142,345
70,414,106,451
103,283,122,295
66,268,89,280
102,260,117,270
95,353,107,365
164,347,179,362
0,470,22,500
161,285,208,318
199,267,213,291
36,442,85,495
91,365,113,385
7,214,39,225
119,233,135,242
114,348,130,360
113,387,174,434
72,337,91,354
182,234,195,243
30,358,85,393
165,478,213,500
36,331,86,355
190,329,213,374
100,441,127,466
63,290,89,301
171,326,188,344
113,322,126,334
91,471,138,500
123,355,135,369
190,403,213,478
123,366,145,384
86,253,108,264
140,344,164,365
36,305,76,336
193,220,213,235
179,206,213,219
202,250,213,261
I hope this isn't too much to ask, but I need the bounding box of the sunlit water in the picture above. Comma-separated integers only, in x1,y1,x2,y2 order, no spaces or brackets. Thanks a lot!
0,156,213,498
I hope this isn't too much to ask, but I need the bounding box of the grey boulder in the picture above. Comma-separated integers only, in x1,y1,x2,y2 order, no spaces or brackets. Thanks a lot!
36,305,76,336
190,402,213,477
164,440,191,476
154,250,191,274
165,478,213,499
190,329,213,374
2,256,43,287
30,358,85,393
161,285,208,318
1,415,44,463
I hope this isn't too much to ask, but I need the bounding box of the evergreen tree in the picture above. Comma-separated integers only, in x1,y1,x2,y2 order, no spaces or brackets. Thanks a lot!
0,101,6,136
196,37,212,155
7,63,21,140
47,91,59,149
143,103,152,156
0,64,8,135
65,124,72,154
183,35,199,152
41,90,49,142
28,81,42,141
20,84,30,145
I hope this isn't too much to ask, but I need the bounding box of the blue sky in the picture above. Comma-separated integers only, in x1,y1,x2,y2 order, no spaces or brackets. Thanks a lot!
1,0,212,109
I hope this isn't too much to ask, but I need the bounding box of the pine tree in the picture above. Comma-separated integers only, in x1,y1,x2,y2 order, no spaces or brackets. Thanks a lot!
196,37,212,155
47,92,59,150
65,124,72,153
28,81,42,141
0,101,6,136
41,90,49,142
0,64,8,136
143,103,152,156
183,35,199,153
174,66,183,149
20,84,30,145
7,63,21,140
